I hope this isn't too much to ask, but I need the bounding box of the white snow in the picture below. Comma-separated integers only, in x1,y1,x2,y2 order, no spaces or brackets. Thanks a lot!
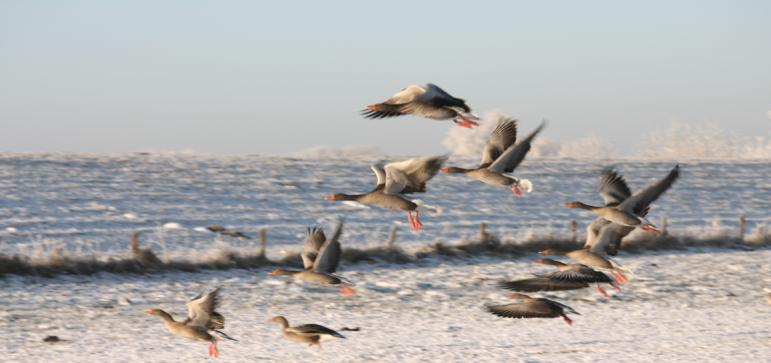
2,250,769,362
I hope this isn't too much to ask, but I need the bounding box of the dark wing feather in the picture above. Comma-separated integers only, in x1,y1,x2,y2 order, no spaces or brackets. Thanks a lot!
486,301,559,319
301,227,326,270
541,266,613,283
498,277,589,292
618,165,680,215
313,221,343,274
599,168,632,207
480,117,518,168
290,324,346,338
487,121,545,174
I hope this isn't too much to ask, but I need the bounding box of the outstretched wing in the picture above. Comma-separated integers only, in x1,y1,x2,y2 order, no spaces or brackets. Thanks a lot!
617,165,680,215
288,324,346,339
361,85,425,119
301,227,327,270
487,121,545,174
185,288,219,329
498,277,588,292
591,222,635,256
486,301,557,319
480,117,518,168
370,165,386,191
384,155,447,194
599,168,631,207
313,221,343,274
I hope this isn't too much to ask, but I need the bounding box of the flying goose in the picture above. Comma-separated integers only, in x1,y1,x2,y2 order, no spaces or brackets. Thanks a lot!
486,293,580,326
269,316,346,351
269,222,355,296
538,248,628,283
361,83,479,128
534,258,620,297
441,117,545,196
565,165,680,243
144,289,236,357
325,155,447,231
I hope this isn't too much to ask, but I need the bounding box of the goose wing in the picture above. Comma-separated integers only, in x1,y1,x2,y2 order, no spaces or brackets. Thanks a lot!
540,265,612,283
312,221,343,274
617,165,680,215
591,222,635,256
361,85,425,119
487,121,545,174
599,168,631,206
480,117,518,168
288,324,346,339
384,155,447,194
301,227,327,270
486,301,558,319
498,277,588,292
370,165,386,191
184,289,219,329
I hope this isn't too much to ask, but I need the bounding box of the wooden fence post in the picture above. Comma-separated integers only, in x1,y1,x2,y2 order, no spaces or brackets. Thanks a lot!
258,228,267,258
661,217,668,236
387,225,398,248
570,220,577,242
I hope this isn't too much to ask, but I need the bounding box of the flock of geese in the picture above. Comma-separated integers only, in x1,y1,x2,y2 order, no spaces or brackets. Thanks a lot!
144,83,681,357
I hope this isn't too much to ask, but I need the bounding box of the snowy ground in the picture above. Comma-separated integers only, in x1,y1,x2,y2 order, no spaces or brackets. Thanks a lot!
3,248,770,362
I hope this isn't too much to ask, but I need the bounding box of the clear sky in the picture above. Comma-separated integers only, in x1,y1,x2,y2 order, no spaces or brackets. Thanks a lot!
1,1,770,155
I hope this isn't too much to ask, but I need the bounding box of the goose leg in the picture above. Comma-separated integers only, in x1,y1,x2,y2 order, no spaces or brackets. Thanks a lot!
612,268,628,284
640,224,662,235
596,284,609,297
411,210,423,231
209,341,219,357
561,313,573,326
609,281,621,291
453,119,479,128
339,285,356,296
511,184,522,196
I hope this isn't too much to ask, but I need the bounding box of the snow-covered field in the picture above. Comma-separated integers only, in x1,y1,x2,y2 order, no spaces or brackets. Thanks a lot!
2,249,770,362
1,153,770,362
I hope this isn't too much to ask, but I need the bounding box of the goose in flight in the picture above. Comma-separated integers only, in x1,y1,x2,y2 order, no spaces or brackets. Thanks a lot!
362,83,479,128
566,165,680,244
441,117,545,196
486,293,580,326
325,155,447,231
269,222,355,296
269,316,346,351
533,258,620,297
144,289,236,357
538,248,628,283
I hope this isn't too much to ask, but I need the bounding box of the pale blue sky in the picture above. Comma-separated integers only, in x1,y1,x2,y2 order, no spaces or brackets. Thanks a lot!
1,1,770,155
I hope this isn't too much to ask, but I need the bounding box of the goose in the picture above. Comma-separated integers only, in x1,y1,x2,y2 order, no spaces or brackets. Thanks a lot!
538,248,628,284
486,293,580,326
325,155,447,231
269,222,355,296
144,289,236,357
534,258,620,297
361,83,479,128
440,117,545,196
269,316,346,351
566,165,680,246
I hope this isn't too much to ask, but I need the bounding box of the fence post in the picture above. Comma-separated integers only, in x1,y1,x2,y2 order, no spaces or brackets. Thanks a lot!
387,225,398,248
570,220,577,242
258,228,266,258
661,217,668,236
